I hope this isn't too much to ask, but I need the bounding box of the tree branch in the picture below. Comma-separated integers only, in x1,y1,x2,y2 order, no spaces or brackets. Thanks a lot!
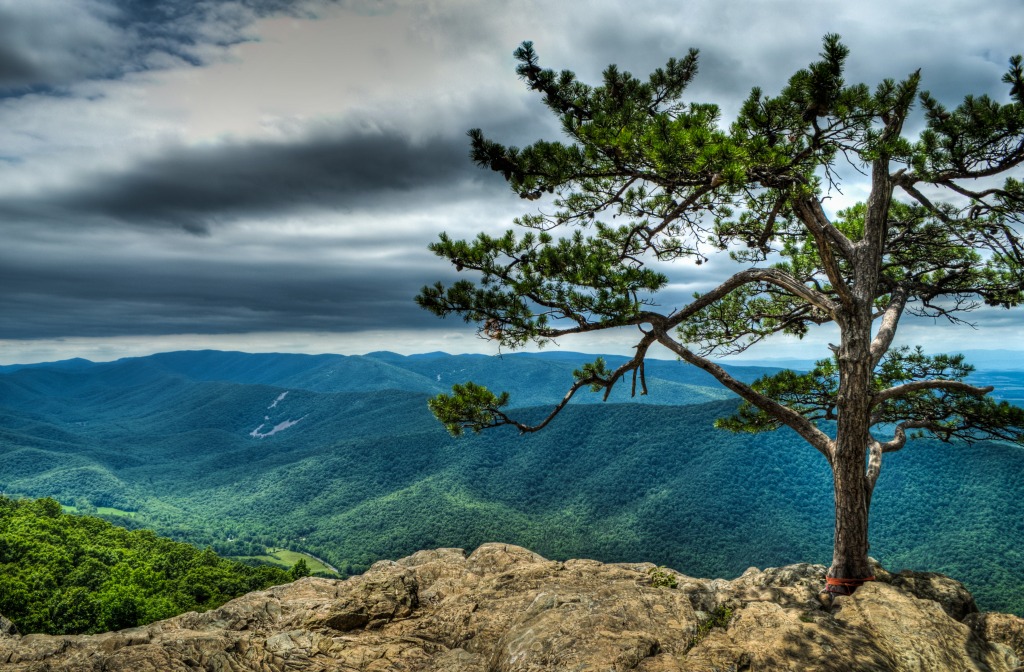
647,176,723,238
873,379,994,406
878,420,935,453
450,329,660,435
897,180,955,226
927,142,1024,183
664,267,838,332
535,311,664,339
869,287,909,367
791,196,855,307
651,325,834,459
486,377,598,434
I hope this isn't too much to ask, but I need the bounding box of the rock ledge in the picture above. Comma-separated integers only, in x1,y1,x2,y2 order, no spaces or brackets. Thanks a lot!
2,543,1022,671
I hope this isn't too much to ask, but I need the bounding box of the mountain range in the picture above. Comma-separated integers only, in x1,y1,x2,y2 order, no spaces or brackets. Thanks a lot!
1,349,1022,614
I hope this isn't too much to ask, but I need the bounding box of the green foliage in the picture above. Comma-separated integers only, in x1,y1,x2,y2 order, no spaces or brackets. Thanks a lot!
687,605,733,650
428,382,511,436
874,348,1024,443
716,358,839,432
0,496,290,635
648,566,678,588
719,347,1024,445
574,357,613,392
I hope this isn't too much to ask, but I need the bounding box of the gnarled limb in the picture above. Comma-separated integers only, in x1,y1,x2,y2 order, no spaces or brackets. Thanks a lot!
872,393,1024,447
869,287,909,367
877,420,935,453
430,329,659,435
865,440,882,504
792,196,856,308
652,326,834,459
873,379,993,406
665,267,838,331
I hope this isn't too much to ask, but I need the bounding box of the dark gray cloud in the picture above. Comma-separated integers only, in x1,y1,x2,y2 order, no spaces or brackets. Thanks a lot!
0,121,515,338
0,2,126,93
0,244,454,339
0,0,324,95
0,128,497,234
0,43,38,85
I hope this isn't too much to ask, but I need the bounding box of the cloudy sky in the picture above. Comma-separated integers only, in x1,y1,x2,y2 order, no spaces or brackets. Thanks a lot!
1,0,1022,365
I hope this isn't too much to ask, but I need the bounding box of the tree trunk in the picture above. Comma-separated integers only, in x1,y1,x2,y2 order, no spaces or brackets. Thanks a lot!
829,444,873,589
828,302,875,593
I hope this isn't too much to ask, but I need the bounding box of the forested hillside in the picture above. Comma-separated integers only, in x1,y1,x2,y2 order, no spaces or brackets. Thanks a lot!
1,350,1022,614
0,496,294,635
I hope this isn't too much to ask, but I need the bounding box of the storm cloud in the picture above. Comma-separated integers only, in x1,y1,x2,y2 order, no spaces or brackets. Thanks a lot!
3,129,490,234
0,246,449,338
1,0,1023,363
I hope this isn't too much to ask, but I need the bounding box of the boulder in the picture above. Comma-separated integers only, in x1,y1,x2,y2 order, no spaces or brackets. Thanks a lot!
0,617,17,639
965,611,1024,660
888,569,979,621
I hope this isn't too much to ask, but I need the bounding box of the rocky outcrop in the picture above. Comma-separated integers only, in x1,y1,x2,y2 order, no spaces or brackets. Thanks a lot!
966,612,1024,662
1,543,1022,671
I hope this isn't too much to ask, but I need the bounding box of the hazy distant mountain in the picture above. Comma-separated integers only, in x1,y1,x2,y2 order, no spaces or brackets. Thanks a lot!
2,349,775,407
0,357,99,373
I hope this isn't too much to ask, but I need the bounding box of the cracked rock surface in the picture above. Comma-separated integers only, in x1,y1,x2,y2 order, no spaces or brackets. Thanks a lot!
1,543,1021,671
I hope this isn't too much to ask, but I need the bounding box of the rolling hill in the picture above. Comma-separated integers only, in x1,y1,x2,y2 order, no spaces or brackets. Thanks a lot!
1,349,1022,614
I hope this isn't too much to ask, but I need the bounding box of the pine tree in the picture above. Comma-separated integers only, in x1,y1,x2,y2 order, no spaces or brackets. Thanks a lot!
418,35,1024,593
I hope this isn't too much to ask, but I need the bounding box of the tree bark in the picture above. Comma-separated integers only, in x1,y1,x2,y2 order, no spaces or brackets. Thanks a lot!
828,296,876,591
829,440,873,586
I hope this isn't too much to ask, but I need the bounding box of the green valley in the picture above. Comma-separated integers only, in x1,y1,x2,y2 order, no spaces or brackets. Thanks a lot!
2,350,1023,615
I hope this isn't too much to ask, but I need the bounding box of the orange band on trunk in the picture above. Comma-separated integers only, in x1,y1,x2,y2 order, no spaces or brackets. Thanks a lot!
826,575,876,587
